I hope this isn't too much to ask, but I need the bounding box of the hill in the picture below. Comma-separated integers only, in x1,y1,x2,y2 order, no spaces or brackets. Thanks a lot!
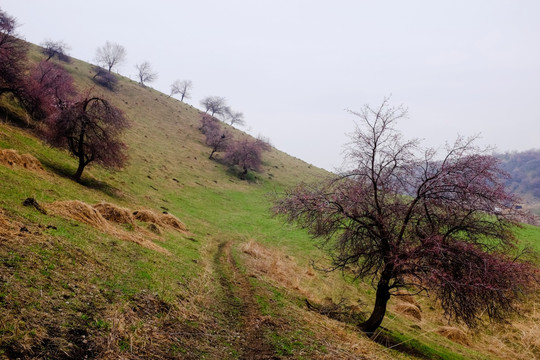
497,149,540,216
0,44,539,359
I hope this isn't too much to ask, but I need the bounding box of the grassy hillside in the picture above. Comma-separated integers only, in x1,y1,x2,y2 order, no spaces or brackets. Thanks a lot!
0,45,539,359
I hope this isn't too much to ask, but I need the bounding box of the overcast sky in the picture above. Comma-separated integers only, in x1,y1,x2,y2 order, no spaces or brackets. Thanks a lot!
3,0,539,170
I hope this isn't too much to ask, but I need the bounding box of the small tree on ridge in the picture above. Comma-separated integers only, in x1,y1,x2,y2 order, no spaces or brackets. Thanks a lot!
95,41,126,73
135,61,157,87
170,79,192,102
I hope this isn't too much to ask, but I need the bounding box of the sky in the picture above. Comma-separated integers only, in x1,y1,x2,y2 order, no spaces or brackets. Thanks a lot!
3,0,540,171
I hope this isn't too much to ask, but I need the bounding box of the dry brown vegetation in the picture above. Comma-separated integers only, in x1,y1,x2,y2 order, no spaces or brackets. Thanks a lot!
435,326,470,346
393,303,422,322
45,200,190,255
133,209,188,233
0,148,44,172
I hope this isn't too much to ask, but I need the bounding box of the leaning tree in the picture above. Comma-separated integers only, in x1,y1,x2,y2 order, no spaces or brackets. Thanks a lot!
44,94,130,182
274,99,536,334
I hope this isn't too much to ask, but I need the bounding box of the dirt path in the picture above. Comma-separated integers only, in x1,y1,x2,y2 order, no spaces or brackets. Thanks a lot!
215,241,279,359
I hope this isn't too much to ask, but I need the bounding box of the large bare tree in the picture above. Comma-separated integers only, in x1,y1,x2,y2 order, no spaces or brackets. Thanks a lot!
95,41,127,73
274,99,536,334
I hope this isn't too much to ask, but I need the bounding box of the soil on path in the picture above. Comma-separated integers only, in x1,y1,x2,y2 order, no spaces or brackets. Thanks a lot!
215,241,279,359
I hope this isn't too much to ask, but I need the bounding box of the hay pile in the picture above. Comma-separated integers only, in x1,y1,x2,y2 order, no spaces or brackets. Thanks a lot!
133,209,188,233
47,200,110,228
394,302,422,321
46,200,170,255
92,202,135,225
160,213,188,232
0,149,44,172
436,326,470,345
394,290,418,306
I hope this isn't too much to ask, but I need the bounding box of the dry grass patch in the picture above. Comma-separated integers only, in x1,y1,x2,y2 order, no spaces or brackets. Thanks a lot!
0,208,21,236
471,294,540,360
240,240,307,294
46,200,170,255
0,149,44,172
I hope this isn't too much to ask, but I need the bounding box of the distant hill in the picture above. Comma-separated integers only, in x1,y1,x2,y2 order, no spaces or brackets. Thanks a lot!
497,149,540,215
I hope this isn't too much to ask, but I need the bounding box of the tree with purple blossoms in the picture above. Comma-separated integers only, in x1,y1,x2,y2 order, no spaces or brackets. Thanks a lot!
224,137,270,179
21,61,76,121
200,114,230,159
44,94,130,182
274,99,537,335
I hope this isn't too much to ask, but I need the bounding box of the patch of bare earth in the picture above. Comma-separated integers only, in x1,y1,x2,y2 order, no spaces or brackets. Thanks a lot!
215,241,279,359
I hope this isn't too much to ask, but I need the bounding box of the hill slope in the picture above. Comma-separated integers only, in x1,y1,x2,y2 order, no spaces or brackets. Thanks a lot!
0,45,539,359
497,149,540,216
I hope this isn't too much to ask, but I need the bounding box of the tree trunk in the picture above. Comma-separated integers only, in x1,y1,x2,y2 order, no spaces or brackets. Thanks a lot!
73,156,86,182
359,272,391,335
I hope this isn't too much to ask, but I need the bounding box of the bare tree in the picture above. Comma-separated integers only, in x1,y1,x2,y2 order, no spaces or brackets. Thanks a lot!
169,79,193,102
135,61,158,87
200,96,227,117
224,107,245,127
274,99,537,334
95,41,127,73
41,39,70,62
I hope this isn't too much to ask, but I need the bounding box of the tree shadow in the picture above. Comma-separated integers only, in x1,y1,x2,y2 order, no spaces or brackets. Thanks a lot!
39,157,124,199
